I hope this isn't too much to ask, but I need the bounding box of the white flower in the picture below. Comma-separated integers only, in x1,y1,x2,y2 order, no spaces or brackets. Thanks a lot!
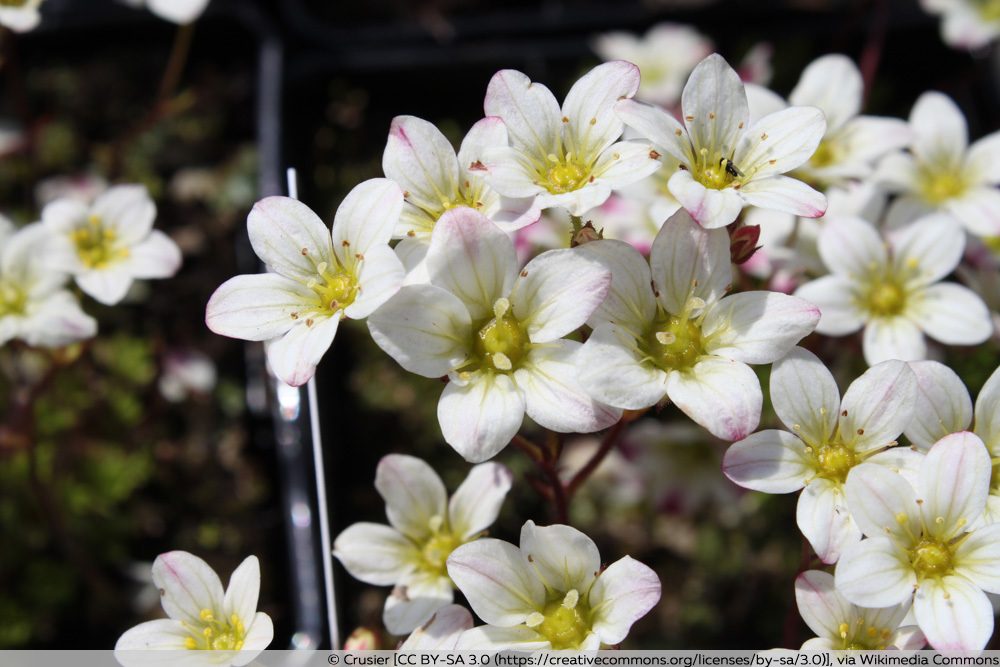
206,179,404,387
906,361,1000,524
41,184,181,306
35,172,108,208
617,53,828,229
836,432,1000,650
724,348,920,564
448,521,661,650
367,207,620,462
383,115,540,278
121,0,210,24
0,0,43,33
114,552,273,665
795,570,925,650
592,23,713,107
576,208,820,441
481,61,662,216
921,0,1000,49
333,455,512,635
158,348,217,402
877,92,1000,237
400,605,473,650
794,214,992,365
0,221,96,348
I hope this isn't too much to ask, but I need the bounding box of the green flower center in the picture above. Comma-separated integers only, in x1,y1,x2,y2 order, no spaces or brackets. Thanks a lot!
528,590,592,650
420,528,461,577
0,281,27,317
813,443,857,484
909,539,955,580
645,312,704,372
917,166,968,206
864,280,906,317
471,298,529,373
72,215,130,269
307,261,358,313
809,140,838,169
541,155,590,195
838,620,893,651
975,0,1000,22
990,460,1000,494
0,0,29,7
183,608,246,651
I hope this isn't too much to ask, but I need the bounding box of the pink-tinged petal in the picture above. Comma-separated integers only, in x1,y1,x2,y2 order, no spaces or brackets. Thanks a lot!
682,54,748,158
863,317,927,366
835,537,915,608
456,626,549,650
591,139,663,192
77,267,134,306
267,314,340,387
975,366,1000,451
967,130,1000,185
382,115,460,216
839,359,917,453
332,178,404,259
817,215,887,277
770,347,841,447
333,522,419,586
788,55,861,133
562,61,640,158
93,184,157,245
667,169,744,229
400,604,473,650
794,276,866,336
447,538,545,626
449,463,513,541
19,291,97,348
576,239,656,332
151,551,225,624
426,207,517,321
909,283,992,346
944,187,1000,238
844,463,920,540
918,431,991,541
383,574,453,635
533,182,614,217
702,292,819,364
205,273,312,343
490,195,543,232
589,555,662,645
666,357,762,441
248,196,333,282
794,570,853,640
722,429,810,493
954,523,1000,594
114,619,189,651
343,244,405,320
520,521,601,593
913,575,992,651
650,207,732,313
484,69,561,158
511,249,610,343
577,323,669,410
438,372,525,463
905,361,973,451
457,116,508,175
890,215,965,287
737,176,827,218
516,340,621,434
122,230,181,279
797,478,861,564
615,98,693,165
375,454,447,542
222,556,260,627
910,92,968,165
734,106,827,179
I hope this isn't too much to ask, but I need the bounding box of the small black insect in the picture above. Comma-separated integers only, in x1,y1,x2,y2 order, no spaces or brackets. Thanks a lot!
720,157,744,178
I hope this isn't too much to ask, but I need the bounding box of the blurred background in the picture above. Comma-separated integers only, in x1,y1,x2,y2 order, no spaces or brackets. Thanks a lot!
1,0,998,651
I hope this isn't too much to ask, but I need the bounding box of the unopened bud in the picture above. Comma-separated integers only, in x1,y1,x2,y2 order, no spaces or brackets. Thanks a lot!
571,221,604,248
729,223,762,265
343,627,381,650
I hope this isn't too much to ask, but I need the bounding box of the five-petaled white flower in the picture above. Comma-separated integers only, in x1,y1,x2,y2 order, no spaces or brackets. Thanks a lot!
480,61,662,216
448,521,661,650
41,184,182,306
367,207,620,462
334,454,512,635
920,0,1000,49
0,220,96,348
724,348,921,564
382,115,540,278
205,180,405,387
795,214,991,366
906,361,1000,524
795,570,925,650
836,432,1000,650
877,92,1000,238
576,209,820,441
616,53,828,229
0,0,44,32
121,0,210,24
114,551,273,665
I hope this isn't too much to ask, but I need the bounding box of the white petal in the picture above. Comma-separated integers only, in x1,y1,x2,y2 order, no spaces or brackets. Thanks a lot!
382,115,460,216
975,366,1000,451
794,570,853,640
866,447,926,490
333,522,418,586
797,478,861,565
151,551,225,624
835,537,915,608
146,0,210,24
247,196,333,283
770,347,841,447
577,323,669,410
817,215,887,278
909,283,992,346
876,152,920,194
844,462,920,541
863,317,927,366
458,116,508,175
890,215,965,287
831,117,914,171
375,454,447,542
702,292,820,364
890,625,927,650
562,61,640,158
520,520,601,593
734,106,827,179
910,92,968,165
122,230,181,279
223,556,260,627
667,169,744,229
954,523,1000,593
446,538,545,626
511,249,610,342
913,576,993,651
455,626,549,650
788,55,862,132
237,612,274,658
400,604,473,650
576,239,656,332
614,98,692,165
722,429,810,493
945,187,1000,238
449,462,514,541
484,69,561,158
481,146,545,199
438,373,525,463
800,637,837,651
426,207,517,321
905,361,973,451
650,207,732,314
737,175,827,219
591,140,663,192
794,276,866,336
967,130,1000,185
918,431,991,541
115,619,188,651
331,178,404,260
745,83,787,123
666,357,762,441
383,575,453,635
589,555,662,645
93,184,156,245
682,54,748,159
77,267,134,306
265,314,341,387
839,359,917,454
18,291,97,347
344,244,405,320
534,182,614,217
205,273,312,342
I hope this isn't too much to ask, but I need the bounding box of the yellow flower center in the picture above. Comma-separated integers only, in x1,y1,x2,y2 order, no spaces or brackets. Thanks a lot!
0,281,27,317
976,0,1000,22
420,528,461,577
540,153,591,195
72,215,129,269
183,608,246,651
691,148,742,190
809,140,838,169
307,261,358,313
471,297,529,373
645,312,704,372
917,166,968,206
864,280,906,317
0,0,29,6
838,620,893,651
813,443,857,484
528,590,592,650
991,459,1000,494
909,539,955,580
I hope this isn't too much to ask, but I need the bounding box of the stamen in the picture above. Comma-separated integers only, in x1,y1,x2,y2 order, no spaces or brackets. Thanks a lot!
526,612,545,628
